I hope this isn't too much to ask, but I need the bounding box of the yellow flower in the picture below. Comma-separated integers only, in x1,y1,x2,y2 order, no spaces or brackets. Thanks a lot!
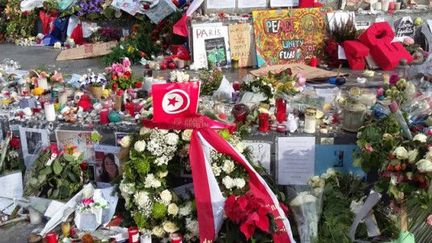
127,45,135,53
32,87,44,96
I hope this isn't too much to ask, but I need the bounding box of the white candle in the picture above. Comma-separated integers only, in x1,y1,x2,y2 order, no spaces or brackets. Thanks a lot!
45,103,56,121
59,91,68,106
38,78,49,90
140,234,151,243
304,108,317,134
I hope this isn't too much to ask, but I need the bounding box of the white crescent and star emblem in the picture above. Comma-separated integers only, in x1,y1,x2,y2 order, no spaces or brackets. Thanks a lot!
162,89,190,114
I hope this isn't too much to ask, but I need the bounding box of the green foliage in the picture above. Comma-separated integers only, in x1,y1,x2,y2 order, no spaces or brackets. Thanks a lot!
24,150,84,200
4,0,37,40
199,68,224,95
408,194,432,242
151,202,167,219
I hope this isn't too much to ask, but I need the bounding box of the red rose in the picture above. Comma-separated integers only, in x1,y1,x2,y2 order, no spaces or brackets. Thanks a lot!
124,71,132,79
10,136,20,150
80,161,88,171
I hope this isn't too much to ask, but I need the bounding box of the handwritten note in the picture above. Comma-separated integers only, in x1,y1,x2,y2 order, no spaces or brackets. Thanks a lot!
228,23,257,67
395,16,414,38
207,0,235,9
244,141,271,173
276,137,315,185
0,172,23,215
238,0,267,8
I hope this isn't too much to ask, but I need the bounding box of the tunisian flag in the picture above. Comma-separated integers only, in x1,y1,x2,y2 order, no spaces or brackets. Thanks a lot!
151,82,200,123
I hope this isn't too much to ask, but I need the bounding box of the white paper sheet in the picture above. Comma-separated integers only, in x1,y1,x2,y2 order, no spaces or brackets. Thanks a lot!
238,0,267,8
277,137,315,185
428,19,432,33
338,45,347,60
244,141,272,173
270,0,299,7
207,0,235,9
0,172,23,215
19,127,50,168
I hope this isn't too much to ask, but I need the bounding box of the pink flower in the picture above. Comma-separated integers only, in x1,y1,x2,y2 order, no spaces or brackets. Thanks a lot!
296,74,306,86
114,65,124,74
427,215,432,226
364,144,374,153
403,37,415,45
122,58,131,68
377,87,384,97
82,198,94,206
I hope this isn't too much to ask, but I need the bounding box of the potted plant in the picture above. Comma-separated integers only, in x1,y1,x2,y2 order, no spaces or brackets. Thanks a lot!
80,72,107,99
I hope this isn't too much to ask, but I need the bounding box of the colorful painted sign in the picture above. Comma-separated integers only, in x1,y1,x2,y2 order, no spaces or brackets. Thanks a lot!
252,8,327,67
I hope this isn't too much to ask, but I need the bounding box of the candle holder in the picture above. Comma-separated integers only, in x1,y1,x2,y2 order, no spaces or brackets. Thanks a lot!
128,226,139,243
304,107,317,134
258,113,270,132
276,98,287,123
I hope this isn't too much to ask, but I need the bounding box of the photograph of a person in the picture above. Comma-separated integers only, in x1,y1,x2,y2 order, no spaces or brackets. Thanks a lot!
95,152,119,183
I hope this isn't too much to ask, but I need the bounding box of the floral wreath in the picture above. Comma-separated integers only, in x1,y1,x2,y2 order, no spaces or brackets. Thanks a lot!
119,127,254,241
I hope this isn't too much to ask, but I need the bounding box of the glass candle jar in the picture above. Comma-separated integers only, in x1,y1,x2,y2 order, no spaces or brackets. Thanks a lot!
258,113,270,132
304,107,317,134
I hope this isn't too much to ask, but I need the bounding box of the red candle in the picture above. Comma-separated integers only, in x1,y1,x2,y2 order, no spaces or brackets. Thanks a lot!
170,233,183,243
258,113,270,132
100,109,109,124
135,82,143,89
128,226,139,243
125,102,135,116
276,98,287,123
45,232,58,243
310,57,318,67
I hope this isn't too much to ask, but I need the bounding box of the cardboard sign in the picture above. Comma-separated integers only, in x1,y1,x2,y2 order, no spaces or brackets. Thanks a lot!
395,16,415,38
228,23,257,67
191,23,231,69
56,41,118,61
249,63,347,81
252,8,327,67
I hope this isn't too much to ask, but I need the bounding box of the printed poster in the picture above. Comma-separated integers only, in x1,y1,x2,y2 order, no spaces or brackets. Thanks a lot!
252,8,327,67
205,37,228,67
228,23,257,67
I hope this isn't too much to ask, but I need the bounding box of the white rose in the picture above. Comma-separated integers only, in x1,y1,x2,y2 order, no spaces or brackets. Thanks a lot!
82,184,94,199
425,150,432,161
179,203,192,216
134,191,151,210
155,156,169,166
160,190,172,204
186,218,199,236
322,168,337,179
119,181,135,194
394,147,408,160
211,163,221,176
308,176,321,188
152,226,165,238
182,129,193,141
144,174,162,188
159,129,169,134
158,170,169,178
119,135,131,148
222,160,235,174
168,203,179,216
416,159,432,172
162,221,179,233
234,178,246,189
165,133,179,146
235,142,245,153
134,140,146,152
390,175,398,185
413,133,427,143
222,176,235,189
408,149,419,163
140,127,152,135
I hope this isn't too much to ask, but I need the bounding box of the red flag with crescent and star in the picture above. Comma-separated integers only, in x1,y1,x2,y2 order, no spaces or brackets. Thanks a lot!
151,82,200,123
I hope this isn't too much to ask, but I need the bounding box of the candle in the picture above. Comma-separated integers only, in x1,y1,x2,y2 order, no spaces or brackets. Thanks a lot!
128,227,139,243
58,91,68,106
258,113,270,132
170,233,183,243
37,78,49,90
304,107,317,134
276,98,287,123
114,90,123,111
140,234,151,243
45,232,58,243
100,108,109,125
277,124,287,133
44,102,56,122
125,102,135,116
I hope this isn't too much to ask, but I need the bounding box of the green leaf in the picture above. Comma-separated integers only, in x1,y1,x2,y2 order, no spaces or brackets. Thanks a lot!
40,166,52,176
67,171,78,183
53,159,63,175
29,177,38,186
63,154,75,162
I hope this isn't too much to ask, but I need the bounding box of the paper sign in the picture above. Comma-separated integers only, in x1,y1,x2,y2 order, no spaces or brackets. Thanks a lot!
338,45,347,59
315,145,365,177
244,141,271,173
250,63,347,81
111,0,141,15
94,144,120,154
207,0,235,9
205,37,228,67
252,8,327,67
276,137,315,185
427,19,432,33
395,16,415,38
228,23,257,67
19,127,50,168
145,0,177,24
270,0,299,7
192,23,231,69
0,172,23,215
238,0,267,8
56,130,95,161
